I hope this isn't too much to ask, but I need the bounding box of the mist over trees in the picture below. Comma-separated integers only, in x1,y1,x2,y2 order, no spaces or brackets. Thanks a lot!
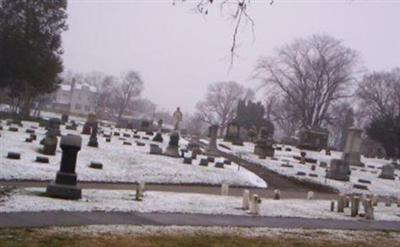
256,34,359,132
195,81,254,135
357,69,400,157
0,0,68,119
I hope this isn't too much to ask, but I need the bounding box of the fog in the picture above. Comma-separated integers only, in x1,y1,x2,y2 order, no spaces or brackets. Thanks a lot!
62,0,400,112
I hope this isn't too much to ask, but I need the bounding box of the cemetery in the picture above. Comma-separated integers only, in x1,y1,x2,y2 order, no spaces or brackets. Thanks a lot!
1,1,400,246
0,116,265,188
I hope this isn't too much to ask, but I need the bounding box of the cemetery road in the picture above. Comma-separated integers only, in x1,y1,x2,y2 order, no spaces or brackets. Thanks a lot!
0,211,399,231
0,180,337,200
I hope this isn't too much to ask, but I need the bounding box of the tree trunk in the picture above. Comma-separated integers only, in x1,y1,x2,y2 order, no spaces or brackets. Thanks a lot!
21,97,32,120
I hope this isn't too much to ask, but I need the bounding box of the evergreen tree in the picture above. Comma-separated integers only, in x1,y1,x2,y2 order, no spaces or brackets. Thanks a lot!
0,0,67,118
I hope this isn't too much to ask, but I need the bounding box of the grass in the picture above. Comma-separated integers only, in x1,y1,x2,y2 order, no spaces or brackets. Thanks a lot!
0,227,399,247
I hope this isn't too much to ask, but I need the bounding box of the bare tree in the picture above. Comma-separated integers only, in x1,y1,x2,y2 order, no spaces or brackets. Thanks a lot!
256,34,359,128
176,0,270,68
94,75,116,120
183,112,207,136
132,98,157,119
112,71,144,123
265,92,301,138
356,68,400,120
195,81,253,135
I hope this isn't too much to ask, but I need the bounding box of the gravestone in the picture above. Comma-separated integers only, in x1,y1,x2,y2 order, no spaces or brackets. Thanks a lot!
42,123,58,155
36,156,49,163
379,164,395,180
152,119,164,142
82,114,96,135
89,162,103,169
8,126,18,132
7,152,20,160
150,144,162,155
342,127,364,167
139,120,152,133
205,125,219,157
46,135,82,200
297,127,328,151
183,157,192,165
46,118,61,136
215,162,224,168
326,159,350,181
61,114,69,123
199,158,208,166
87,122,99,148
242,190,250,210
164,131,180,157
249,194,261,215
254,127,274,158
224,122,243,145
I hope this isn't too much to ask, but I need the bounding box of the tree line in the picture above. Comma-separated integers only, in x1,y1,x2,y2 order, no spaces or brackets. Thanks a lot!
1,1,399,156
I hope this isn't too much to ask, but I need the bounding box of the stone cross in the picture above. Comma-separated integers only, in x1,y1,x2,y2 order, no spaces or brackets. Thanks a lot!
46,135,82,200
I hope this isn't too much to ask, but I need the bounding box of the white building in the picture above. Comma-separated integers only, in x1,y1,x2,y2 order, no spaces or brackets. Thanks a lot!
52,82,97,116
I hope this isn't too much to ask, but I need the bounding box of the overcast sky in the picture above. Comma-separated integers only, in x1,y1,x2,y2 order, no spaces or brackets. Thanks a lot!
62,0,400,113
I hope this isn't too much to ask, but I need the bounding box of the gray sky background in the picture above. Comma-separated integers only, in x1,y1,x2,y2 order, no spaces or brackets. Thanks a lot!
62,0,400,113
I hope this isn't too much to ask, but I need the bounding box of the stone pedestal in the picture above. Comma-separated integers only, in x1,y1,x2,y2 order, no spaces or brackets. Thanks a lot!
326,159,350,181
87,122,98,148
81,122,91,135
46,135,82,200
242,190,250,210
205,125,219,157
249,194,261,215
342,127,364,167
164,132,180,157
42,135,58,155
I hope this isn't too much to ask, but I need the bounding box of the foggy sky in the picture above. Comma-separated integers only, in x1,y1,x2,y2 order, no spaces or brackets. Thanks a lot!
62,0,400,113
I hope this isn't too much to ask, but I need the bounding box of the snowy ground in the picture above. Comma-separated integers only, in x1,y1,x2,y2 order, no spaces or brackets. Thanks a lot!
217,139,400,197
1,188,400,221
0,119,265,188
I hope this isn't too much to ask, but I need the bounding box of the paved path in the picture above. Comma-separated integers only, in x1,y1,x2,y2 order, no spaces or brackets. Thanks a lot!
0,180,337,200
220,151,337,193
0,211,399,231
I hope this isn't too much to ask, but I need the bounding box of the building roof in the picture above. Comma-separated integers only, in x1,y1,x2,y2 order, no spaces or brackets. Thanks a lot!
59,83,97,93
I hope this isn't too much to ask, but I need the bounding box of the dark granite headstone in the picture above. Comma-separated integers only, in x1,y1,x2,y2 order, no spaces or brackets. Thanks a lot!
46,135,82,200
199,158,208,167
164,132,180,157
36,156,49,163
7,152,20,160
183,157,192,165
